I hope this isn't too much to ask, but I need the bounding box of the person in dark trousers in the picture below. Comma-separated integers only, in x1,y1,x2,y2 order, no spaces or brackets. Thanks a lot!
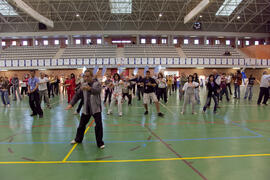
257,71,270,105
28,70,43,118
203,74,220,114
103,75,113,104
122,78,132,105
130,74,144,101
66,69,105,149
220,73,230,102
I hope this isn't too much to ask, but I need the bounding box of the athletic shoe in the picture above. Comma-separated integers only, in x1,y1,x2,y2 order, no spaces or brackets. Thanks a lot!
262,103,268,106
144,111,149,115
107,111,111,115
73,111,79,115
7,104,10,108
99,145,105,149
192,112,197,115
158,112,164,117
70,140,77,144
119,113,122,117
180,112,184,115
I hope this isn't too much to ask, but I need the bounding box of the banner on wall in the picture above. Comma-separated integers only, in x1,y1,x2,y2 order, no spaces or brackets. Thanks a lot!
133,67,138,75
102,67,107,76
93,66,99,75
144,66,149,76
154,65,161,74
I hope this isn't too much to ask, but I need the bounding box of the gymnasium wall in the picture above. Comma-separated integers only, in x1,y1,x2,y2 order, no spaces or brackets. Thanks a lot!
240,45,270,59
0,68,269,83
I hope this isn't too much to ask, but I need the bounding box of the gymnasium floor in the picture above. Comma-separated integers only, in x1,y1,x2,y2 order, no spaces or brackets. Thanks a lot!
0,86,269,180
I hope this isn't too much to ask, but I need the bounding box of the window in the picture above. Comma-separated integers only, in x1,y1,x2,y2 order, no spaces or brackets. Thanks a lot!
216,0,243,16
22,41,28,46
75,39,81,45
12,41,16,46
97,38,102,44
1,41,6,46
86,39,91,44
255,41,259,45
215,40,220,45
226,40,230,45
161,38,167,44
43,40,48,46
54,40,60,45
65,39,68,45
35,40,38,46
112,40,131,44
173,39,178,44
184,39,189,44
206,39,209,45
151,39,157,44
140,38,146,44
194,39,199,45
0,0,18,16
237,40,240,45
245,41,249,46
110,0,132,14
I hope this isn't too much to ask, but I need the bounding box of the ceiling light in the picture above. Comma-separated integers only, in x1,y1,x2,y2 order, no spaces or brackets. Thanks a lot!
76,14,80,17
159,13,162,17
237,16,240,19
199,15,202,18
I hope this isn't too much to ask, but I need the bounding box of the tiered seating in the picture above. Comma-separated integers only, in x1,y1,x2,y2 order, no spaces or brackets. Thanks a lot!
60,45,117,58
124,44,180,58
181,45,243,58
0,46,60,60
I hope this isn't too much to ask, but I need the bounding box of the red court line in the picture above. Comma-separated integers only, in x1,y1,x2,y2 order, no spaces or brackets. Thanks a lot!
146,126,207,180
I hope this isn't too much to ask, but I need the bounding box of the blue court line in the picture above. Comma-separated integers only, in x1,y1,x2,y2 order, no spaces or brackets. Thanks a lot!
0,135,262,145
231,122,263,137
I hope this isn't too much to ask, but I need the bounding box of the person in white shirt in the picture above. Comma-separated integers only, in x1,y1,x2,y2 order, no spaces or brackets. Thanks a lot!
181,75,199,114
107,73,124,116
226,73,233,95
156,72,167,103
39,73,51,109
257,71,270,105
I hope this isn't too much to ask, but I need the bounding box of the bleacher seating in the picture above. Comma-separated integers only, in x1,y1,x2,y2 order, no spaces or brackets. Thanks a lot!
181,45,243,58
0,46,60,60
60,45,117,58
124,44,180,58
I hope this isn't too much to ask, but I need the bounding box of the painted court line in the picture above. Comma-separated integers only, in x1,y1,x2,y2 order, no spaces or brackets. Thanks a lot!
0,135,262,145
62,120,94,162
1,153,270,164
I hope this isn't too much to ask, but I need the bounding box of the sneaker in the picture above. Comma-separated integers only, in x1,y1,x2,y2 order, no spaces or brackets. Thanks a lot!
262,103,268,106
107,111,111,115
158,112,164,117
192,112,197,115
7,104,10,108
144,111,149,115
70,140,77,144
99,145,105,149
73,111,79,115
119,113,122,117
180,111,184,115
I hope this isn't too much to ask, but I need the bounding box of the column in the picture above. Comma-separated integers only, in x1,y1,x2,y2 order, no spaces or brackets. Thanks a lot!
168,35,172,45
0,37,2,49
136,35,140,45
32,37,36,46
265,37,268,45
235,37,238,48
102,35,105,45
68,35,73,45
204,36,207,45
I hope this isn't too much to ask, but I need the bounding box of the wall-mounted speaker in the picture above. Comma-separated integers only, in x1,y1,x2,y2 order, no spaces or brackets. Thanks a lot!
38,22,47,30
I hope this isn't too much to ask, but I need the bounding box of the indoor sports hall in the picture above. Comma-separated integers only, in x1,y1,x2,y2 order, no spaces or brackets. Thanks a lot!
0,0,270,180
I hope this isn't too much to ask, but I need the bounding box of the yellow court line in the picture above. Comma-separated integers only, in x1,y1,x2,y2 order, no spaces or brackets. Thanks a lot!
62,120,94,162
1,153,270,164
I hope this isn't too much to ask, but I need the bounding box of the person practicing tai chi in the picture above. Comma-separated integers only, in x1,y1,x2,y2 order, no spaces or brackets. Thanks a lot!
107,73,124,116
141,70,164,117
181,75,199,115
65,69,105,149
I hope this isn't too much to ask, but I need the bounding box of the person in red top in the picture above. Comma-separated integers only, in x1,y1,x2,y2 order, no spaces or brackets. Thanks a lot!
65,73,76,103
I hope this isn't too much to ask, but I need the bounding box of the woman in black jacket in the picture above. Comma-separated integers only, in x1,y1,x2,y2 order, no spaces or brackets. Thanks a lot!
203,74,220,113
